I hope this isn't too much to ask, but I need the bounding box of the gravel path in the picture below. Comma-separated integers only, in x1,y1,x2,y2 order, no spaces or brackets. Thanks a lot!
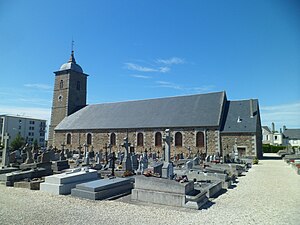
0,154,299,225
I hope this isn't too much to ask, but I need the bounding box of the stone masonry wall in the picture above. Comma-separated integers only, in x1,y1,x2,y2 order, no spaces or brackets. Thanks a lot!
54,128,212,157
220,133,256,157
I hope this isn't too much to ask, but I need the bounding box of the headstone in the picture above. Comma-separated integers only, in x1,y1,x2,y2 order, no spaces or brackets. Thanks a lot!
24,144,34,164
78,145,83,159
162,129,174,179
1,133,10,167
109,152,117,176
186,160,193,170
121,137,132,172
131,154,138,171
83,144,90,165
60,143,66,161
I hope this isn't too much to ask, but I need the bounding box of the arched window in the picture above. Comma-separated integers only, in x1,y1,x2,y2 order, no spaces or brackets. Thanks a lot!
87,133,92,145
66,133,71,145
175,132,182,147
155,132,162,146
110,133,116,146
60,80,63,89
196,132,204,147
76,81,80,91
137,132,144,146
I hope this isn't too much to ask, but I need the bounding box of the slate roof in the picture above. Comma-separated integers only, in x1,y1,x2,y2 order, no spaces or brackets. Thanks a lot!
55,91,226,130
283,129,300,140
262,126,271,133
221,99,259,133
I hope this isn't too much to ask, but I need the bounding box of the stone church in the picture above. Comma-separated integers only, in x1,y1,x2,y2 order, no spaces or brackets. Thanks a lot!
48,51,263,159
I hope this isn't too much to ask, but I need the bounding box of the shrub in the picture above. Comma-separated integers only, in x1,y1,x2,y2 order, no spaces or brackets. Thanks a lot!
262,144,285,153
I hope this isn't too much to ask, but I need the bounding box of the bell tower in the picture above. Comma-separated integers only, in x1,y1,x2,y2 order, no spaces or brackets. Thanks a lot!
48,51,88,146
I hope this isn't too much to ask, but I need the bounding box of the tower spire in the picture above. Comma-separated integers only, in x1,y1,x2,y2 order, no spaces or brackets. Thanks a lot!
68,39,76,63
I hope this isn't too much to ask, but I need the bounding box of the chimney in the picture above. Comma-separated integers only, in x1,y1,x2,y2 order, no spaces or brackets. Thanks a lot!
280,128,282,133
283,125,286,131
250,99,254,118
272,122,275,133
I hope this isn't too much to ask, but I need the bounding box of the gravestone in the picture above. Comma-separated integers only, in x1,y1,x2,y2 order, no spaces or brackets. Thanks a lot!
193,157,200,166
60,143,66,161
186,160,193,170
121,137,132,172
131,154,138,171
37,151,51,163
1,133,10,167
109,152,117,176
83,144,90,165
162,129,174,179
77,145,83,159
24,144,34,164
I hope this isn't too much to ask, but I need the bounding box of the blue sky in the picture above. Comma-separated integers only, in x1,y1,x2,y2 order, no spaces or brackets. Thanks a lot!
0,0,299,132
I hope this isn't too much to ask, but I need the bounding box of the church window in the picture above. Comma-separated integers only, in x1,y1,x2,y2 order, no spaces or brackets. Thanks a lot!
175,132,182,147
196,132,204,147
110,133,116,146
66,133,71,145
60,80,64,89
76,81,80,91
87,133,92,145
137,132,144,146
155,132,162,146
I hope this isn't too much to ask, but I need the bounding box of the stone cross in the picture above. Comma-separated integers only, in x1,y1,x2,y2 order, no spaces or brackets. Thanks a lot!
2,133,10,167
162,129,174,179
108,144,112,155
122,137,132,172
110,152,117,176
187,146,191,158
104,144,108,165
77,145,83,159
163,129,173,163
60,143,66,160
122,137,131,158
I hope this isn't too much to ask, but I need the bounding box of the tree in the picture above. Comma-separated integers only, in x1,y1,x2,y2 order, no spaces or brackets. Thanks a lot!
10,133,25,150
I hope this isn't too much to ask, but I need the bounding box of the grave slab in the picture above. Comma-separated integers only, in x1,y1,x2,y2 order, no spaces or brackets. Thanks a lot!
71,177,134,200
131,176,208,209
40,168,98,195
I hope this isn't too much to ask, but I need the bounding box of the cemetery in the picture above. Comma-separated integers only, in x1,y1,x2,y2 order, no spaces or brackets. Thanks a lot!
0,129,299,225
279,149,300,175
0,128,263,211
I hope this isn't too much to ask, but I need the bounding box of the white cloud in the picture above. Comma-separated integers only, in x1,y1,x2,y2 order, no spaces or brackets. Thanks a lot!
124,63,157,72
260,102,300,129
159,67,170,73
130,74,152,79
156,57,185,65
155,81,214,93
124,63,170,73
24,83,52,90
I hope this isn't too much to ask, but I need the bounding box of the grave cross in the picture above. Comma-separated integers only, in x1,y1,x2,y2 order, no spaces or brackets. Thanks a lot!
104,144,108,164
122,137,131,158
77,145,83,159
2,133,10,167
163,129,173,163
108,144,112,155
